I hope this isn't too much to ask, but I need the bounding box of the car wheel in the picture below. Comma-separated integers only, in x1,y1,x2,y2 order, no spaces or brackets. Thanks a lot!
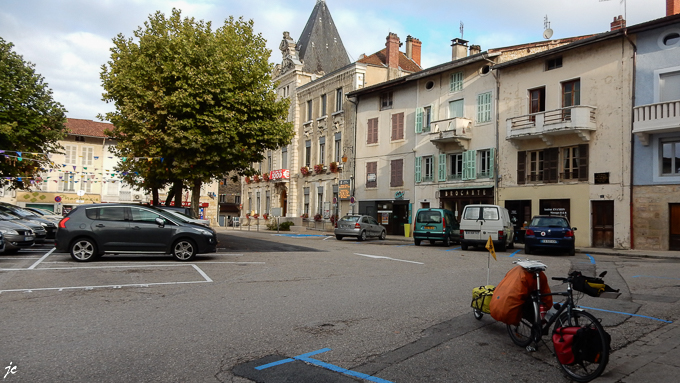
525,245,532,255
335,235,343,241
461,243,468,250
358,231,366,241
508,241,515,249
443,236,451,247
3,248,20,255
70,238,97,262
414,238,421,246
497,241,506,252
429,240,435,245
379,230,386,240
569,247,575,256
172,239,197,261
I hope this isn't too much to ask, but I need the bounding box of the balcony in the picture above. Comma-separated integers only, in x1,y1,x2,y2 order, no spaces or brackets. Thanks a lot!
633,100,680,146
506,106,597,147
429,117,473,151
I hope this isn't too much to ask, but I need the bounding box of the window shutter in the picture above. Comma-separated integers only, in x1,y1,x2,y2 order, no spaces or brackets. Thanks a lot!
373,119,379,144
489,148,495,179
391,159,403,187
438,153,447,181
415,107,423,133
391,114,397,141
462,150,477,180
517,151,526,185
397,112,404,140
544,147,559,183
415,156,422,183
578,144,589,181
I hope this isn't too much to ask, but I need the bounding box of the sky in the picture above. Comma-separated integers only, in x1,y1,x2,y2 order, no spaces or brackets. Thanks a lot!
0,0,668,121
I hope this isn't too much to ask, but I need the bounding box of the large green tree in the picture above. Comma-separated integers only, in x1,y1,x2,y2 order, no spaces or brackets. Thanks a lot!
0,38,67,189
100,9,293,214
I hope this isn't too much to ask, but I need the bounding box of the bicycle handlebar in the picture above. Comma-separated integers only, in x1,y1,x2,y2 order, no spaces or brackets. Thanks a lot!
552,277,568,282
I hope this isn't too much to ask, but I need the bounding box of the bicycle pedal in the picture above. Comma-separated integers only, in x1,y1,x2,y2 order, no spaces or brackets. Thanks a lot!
526,345,536,352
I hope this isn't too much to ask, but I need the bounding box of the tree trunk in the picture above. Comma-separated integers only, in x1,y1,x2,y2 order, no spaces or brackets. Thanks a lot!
164,184,175,206
173,180,183,207
191,179,202,218
151,187,159,206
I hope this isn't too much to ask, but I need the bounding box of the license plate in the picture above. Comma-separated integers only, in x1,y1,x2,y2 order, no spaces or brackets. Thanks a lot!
25,236,34,241
424,226,435,230
541,239,558,244
466,230,480,234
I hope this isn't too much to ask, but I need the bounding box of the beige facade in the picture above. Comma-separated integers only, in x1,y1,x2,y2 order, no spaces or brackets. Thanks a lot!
497,37,634,249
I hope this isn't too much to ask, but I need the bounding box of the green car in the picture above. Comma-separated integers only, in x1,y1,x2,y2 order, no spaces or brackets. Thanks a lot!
413,208,460,246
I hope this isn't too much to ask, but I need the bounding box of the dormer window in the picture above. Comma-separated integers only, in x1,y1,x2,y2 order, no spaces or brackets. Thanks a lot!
75,136,85,142
380,92,393,110
545,56,563,71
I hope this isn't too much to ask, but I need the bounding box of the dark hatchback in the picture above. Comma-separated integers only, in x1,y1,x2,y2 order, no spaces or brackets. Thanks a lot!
55,204,218,262
524,215,576,256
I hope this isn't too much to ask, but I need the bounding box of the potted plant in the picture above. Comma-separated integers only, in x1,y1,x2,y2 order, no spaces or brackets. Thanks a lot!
329,162,339,173
262,173,269,182
301,166,310,176
330,214,338,225
301,213,309,219
245,176,251,184
253,213,259,219
263,213,269,220
314,213,323,221
314,164,325,174
253,174,260,182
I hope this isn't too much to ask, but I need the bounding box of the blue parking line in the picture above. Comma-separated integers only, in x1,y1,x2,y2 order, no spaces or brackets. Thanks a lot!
579,306,673,324
255,348,393,383
586,254,596,264
508,250,521,257
632,275,680,280
445,247,461,251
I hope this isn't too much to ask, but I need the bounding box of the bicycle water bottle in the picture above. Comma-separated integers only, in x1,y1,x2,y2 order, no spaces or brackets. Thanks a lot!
539,303,547,323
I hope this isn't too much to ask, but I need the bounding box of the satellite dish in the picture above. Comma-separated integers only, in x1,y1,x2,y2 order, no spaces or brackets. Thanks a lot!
543,28,554,40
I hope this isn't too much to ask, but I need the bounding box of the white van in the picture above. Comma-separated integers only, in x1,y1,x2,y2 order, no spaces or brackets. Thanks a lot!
459,204,514,252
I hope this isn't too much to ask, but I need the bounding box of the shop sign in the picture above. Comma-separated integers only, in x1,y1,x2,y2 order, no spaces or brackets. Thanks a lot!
439,187,492,198
594,172,609,185
339,180,351,200
269,169,290,181
394,191,405,200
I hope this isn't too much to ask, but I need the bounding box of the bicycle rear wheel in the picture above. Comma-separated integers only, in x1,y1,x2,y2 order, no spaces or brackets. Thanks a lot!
507,301,538,347
552,310,609,382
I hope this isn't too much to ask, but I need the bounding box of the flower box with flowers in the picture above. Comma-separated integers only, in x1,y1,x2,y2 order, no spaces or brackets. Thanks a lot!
314,213,323,221
262,173,269,182
253,175,260,182
252,213,259,219
262,213,269,220
245,176,251,184
300,213,309,219
301,166,311,176
314,164,326,174
329,162,340,173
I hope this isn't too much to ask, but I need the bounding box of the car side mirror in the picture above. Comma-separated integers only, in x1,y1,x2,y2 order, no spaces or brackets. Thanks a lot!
155,217,165,227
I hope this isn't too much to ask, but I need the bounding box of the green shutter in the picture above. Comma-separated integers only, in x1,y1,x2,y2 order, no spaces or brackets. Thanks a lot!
415,107,423,133
489,148,495,179
438,153,447,181
462,150,477,180
415,156,422,183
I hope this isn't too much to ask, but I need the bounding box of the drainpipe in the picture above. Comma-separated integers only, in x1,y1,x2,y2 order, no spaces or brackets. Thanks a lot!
348,93,358,215
482,53,501,204
624,29,637,249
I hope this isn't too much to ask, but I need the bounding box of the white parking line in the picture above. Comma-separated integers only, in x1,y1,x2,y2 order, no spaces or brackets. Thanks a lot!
28,247,56,269
354,253,424,265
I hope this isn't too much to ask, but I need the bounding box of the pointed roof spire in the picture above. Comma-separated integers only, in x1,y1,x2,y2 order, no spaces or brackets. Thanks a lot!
296,0,350,74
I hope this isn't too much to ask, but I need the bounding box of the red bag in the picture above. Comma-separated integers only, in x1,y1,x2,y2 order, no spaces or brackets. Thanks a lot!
553,327,579,365
490,266,553,325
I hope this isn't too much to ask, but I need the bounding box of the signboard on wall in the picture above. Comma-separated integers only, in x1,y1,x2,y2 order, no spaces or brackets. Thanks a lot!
539,199,570,221
339,180,351,200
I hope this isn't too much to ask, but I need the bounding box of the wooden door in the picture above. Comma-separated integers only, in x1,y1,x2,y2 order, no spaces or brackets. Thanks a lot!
592,201,614,248
670,204,680,250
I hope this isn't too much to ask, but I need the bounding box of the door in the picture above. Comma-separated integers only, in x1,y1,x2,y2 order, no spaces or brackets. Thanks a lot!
128,207,172,252
91,206,129,251
529,87,545,122
670,204,680,251
592,201,614,248
505,200,531,243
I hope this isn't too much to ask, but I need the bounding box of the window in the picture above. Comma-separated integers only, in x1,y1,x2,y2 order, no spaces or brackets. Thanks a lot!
529,87,545,120
130,207,162,223
659,71,680,102
462,150,476,180
562,79,580,120
305,140,311,167
303,187,310,216
391,112,404,141
380,92,393,110
390,159,403,187
256,192,261,214
265,191,270,215
367,118,378,144
81,147,93,166
335,88,343,112
334,133,341,163
267,151,272,172
449,153,463,180
93,207,126,221
234,195,241,205
662,139,680,175
64,145,77,165
306,100,313,121
281,146,288,169
450,72,463,92
80,174,92,193
319,137,325,165
60,172,75,192
423,106,432,132
415,157,422,182
517,145,588,184
75,136,85,142
449,99,464,118
423,156,434,182
366,162,377,188
320,94,327,116
478,149,493,178
317,187,323,216
477,92,492,123
546,56,563,71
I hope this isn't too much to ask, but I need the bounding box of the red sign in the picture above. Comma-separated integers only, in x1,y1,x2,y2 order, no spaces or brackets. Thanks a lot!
55,196,62,202
269,169,290,181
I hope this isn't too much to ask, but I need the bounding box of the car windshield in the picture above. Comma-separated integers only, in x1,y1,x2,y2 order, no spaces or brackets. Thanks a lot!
339,216,360,222
463,207,499,220
167,210,192,223
417,211,442,224
1,206,35,218
531,217,569,228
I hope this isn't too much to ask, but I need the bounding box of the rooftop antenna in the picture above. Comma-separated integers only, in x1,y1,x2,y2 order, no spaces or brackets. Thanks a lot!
543,15,553,39
600,0,627,23
460,21,464,39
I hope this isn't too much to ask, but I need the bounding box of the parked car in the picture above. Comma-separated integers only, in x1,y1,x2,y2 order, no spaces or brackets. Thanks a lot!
524,215,576,256
0,203,56,239
459,204,514,252
23,207,62,223
334,215,386,241
0,233,4,253
55,204,218,262
413,208,460,246
0,214,36,254
153,205,198,219
162,209,210,227
0,210,46,243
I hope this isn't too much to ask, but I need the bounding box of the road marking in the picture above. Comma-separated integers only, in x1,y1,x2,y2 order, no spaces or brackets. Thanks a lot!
586,254,596,264
27,247,56,270
354,253,423,265
256,348,393,383
579,306,673,323
631,275,680,280
445,247,462,251
508,250,521,257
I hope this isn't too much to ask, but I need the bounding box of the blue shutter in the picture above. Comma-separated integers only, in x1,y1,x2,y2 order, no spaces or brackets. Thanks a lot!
415,107,423,133
415,156,422,183
438,153,447,181
462,150,477,180
489,148,495,179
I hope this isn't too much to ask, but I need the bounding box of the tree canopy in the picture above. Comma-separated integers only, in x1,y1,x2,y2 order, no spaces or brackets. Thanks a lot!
0,37,67,189
100,9,293,210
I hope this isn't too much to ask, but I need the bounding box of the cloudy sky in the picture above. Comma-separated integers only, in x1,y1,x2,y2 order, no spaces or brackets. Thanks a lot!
1,0,667,121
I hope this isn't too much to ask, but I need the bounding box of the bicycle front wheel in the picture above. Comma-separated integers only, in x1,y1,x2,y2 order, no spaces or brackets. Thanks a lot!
552,310,609,382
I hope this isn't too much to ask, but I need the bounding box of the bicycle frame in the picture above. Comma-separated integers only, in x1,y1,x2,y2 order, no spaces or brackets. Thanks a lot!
528,270,580,343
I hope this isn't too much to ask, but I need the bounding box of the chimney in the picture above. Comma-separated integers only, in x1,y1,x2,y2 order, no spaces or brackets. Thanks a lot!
469,44,481,56
669,0,680,16
610,15,626,31
406,35,422,67
385,33,401,69
451,38,469,61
